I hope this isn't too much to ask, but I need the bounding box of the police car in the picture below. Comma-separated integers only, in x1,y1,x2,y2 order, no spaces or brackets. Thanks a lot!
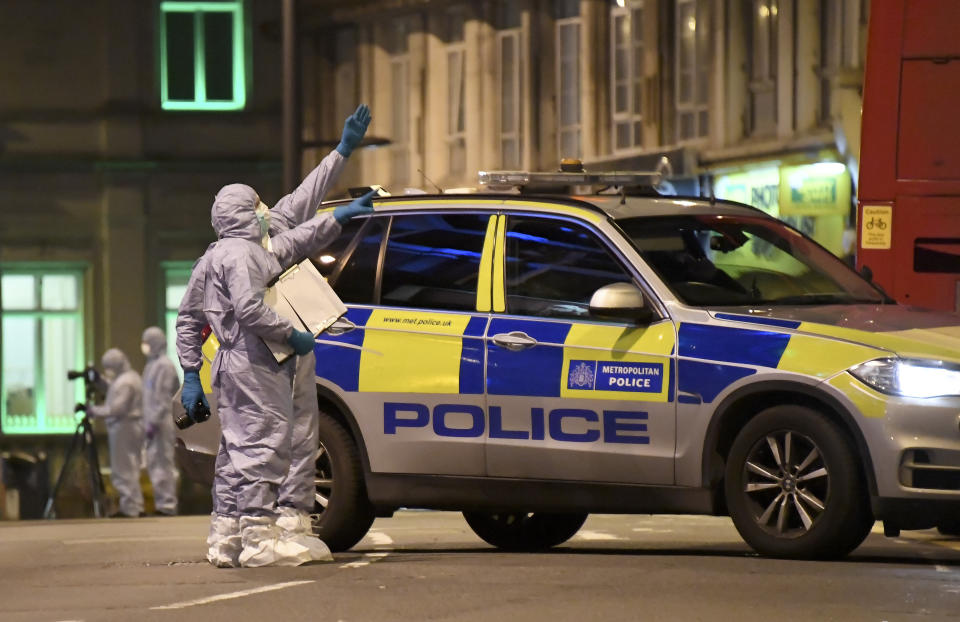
176,165,960,559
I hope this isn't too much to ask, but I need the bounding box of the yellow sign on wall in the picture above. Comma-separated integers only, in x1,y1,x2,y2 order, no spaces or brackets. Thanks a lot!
861,205,893,250
779,163,851,217
713,166,781,217
714,161,852,257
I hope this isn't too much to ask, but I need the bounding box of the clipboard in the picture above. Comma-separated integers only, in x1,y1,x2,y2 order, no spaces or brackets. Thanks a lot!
262,259,348,363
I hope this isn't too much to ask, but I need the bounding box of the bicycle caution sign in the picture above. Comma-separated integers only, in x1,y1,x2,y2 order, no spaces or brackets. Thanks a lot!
861,205,892,249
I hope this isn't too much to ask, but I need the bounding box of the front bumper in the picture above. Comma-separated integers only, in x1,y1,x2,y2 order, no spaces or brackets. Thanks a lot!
836,377,960,499
873,496,960,529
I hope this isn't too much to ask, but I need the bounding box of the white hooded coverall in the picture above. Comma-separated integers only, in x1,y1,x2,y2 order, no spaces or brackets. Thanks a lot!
87,348,144,518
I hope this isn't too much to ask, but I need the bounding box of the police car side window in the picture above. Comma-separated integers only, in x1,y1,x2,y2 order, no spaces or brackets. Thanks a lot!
380,213,489,312
329,217,386,305
505,216,633,320
313,218,364,278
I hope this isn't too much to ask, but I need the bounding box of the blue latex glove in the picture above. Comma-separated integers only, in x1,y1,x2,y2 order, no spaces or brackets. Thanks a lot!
181,369,208,421
333,189,376,225
287,329,316,355
336,104,372,157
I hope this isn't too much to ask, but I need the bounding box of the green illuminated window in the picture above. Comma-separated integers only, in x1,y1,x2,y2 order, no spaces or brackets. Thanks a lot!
162,263,193,380
1,267,86,435
160,1,246,111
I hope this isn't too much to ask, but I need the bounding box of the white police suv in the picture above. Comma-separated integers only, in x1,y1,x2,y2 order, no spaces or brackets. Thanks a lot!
176,167,960,559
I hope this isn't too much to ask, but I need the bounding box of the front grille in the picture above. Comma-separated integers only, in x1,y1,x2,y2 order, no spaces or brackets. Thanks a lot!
900,449,960,491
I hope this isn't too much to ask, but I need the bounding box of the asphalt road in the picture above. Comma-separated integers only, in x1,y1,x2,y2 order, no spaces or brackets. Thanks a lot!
1,512,958,622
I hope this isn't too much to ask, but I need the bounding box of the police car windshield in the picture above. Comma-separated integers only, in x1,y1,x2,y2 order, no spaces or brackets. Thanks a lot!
617,214,888,307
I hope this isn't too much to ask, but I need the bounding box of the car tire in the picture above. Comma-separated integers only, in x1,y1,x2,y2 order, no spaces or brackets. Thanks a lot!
724,405,873,559
463,511,588,551
311,408,375,552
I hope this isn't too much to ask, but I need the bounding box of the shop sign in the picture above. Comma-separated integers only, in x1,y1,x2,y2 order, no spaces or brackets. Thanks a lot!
779,162,850,217
713,167,780,216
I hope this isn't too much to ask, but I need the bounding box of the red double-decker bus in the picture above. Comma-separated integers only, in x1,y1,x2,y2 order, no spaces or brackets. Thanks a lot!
858,0,960,311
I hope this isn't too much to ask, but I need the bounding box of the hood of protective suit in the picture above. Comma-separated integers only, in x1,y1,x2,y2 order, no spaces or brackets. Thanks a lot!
211,184,261,241
141,326,167,358
101,348,132,377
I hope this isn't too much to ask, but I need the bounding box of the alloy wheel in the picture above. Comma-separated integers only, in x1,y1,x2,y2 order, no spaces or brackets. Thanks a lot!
311,442,333,523
741,430,830,537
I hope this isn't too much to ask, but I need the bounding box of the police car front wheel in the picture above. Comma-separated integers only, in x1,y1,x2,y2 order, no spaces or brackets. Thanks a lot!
310,408,376,552
463,511,588,551
724,405,873,559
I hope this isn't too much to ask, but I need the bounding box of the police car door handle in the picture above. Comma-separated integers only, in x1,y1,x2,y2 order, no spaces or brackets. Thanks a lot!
325,317,357,336
492,331,538,351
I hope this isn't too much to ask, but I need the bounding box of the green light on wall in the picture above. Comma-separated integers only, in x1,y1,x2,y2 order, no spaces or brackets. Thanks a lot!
160,1,246,111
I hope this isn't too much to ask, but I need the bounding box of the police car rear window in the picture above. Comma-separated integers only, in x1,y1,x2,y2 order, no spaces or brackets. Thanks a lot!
380,213,489,312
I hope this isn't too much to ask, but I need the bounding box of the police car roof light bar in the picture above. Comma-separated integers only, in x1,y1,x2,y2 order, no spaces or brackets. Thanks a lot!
478,157,673,192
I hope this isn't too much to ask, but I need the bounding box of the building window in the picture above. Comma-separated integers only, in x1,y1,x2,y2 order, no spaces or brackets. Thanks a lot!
675,0,710,142
611,1,645,152
818,0,862,123
390,20,412,186
556,0,582,158
446,10,467,177
1,267,85,435
162,263,193,379
746,0,778,136
498,3,523,169
159,1,246,111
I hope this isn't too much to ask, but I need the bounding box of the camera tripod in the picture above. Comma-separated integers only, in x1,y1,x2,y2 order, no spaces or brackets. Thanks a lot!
43,405,107,519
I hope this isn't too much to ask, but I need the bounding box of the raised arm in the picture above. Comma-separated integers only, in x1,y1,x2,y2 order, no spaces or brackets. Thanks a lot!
270,189,376,268
269,212,342,270
269,149,346,233
269,104,371,233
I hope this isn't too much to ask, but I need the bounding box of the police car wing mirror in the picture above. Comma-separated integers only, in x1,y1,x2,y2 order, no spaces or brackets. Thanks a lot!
588,283,652,324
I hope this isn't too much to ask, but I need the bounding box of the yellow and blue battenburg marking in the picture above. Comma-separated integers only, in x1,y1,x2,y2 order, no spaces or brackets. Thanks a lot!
560,321,674,402
676,323,789,403
315,309,945,409
314,307,488,394
675,316,942,405
316,310,677,402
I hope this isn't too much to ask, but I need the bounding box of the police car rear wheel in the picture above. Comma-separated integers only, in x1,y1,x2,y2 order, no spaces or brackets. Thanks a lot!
310,410,375,552
462,511,588,551
724,405,872,559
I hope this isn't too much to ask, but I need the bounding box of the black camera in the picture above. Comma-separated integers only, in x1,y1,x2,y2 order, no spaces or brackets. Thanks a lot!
67,366,100,384
67,365,102,403
174,399,211,430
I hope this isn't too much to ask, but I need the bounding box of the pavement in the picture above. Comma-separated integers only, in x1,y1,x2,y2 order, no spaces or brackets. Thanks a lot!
1,512,959,622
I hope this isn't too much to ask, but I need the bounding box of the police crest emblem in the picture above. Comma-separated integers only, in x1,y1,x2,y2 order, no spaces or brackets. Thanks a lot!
568,361,596,390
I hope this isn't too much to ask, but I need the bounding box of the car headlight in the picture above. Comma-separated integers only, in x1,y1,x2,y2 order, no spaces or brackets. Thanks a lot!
849,358,960,398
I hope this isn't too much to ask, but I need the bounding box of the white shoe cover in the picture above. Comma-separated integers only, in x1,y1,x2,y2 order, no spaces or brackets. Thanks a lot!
207,513,242,568
277,507,334,562
238,515,312,567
